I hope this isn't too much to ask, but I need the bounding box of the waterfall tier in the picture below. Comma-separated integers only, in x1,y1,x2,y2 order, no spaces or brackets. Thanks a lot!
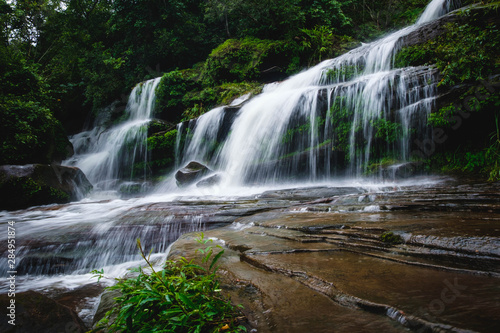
177,0,452,187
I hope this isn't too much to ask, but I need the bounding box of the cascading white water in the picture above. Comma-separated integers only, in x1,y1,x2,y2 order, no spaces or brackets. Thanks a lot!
178,0,452,186
64,77,161,191
417,0,455,24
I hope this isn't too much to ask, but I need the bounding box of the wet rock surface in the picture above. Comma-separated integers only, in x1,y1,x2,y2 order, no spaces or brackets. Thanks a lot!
0,290,87,333
169,178,500,332
175,161,212,187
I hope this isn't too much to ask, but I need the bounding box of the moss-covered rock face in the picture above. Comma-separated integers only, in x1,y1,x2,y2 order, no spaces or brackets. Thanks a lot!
380,231,403,245
0,164,93,210
153,37,297,124
154,69,201,122
201,38,296,85
154,67,263,124
147,128,178,177
395,4,500,87
393,3,500,180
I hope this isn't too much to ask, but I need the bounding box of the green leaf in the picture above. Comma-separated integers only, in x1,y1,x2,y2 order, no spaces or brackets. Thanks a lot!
209,250,224,271
177,292,196,310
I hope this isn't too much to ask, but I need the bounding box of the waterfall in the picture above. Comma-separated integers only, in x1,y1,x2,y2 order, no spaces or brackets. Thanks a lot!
0,0,460,308
178,0,452,186
417,0,455,24
64,77,161,191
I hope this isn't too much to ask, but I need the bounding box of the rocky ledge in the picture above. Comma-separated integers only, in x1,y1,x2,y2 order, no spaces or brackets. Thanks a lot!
0,164,92,210
168,179,500,332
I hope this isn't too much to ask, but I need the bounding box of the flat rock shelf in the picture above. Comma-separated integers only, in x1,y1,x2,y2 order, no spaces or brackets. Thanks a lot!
168,179,500,333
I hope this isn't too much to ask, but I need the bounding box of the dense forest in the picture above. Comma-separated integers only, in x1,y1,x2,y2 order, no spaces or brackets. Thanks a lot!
1,0,499,180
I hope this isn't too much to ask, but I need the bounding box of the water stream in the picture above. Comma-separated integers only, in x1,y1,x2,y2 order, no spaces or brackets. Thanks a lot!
0,0,470,327
63,77,162,191
177,0,450,185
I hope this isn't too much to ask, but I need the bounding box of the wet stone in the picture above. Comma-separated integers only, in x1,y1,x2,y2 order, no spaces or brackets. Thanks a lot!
169,180,500,332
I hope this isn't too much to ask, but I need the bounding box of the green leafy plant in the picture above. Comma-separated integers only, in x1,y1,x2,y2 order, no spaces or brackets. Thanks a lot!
91,235,246,333
394,5,500,87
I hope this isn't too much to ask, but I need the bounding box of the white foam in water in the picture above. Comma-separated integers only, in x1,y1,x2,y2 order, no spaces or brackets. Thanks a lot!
64,77,161,190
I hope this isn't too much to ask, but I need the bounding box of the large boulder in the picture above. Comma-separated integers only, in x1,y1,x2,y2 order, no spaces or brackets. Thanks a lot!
175,161,212,187
0,291,87,333
0,164,93,210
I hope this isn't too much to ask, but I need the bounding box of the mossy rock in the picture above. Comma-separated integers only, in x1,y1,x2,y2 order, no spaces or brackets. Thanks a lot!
380,231,403,245
201,37,294,85
0,164,93,210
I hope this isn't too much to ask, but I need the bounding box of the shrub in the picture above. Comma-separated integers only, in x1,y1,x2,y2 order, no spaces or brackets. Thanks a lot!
0,99,70,164
92,236,246,333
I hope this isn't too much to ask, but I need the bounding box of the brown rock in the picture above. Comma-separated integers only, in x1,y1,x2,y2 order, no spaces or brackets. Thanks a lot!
0,291,86,333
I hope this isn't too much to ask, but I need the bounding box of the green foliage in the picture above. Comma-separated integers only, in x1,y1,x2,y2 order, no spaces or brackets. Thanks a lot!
148,130,178,152
0,176,70,210
329,96,355,153
341,0,429,40
325,65,359,83
433,148,500,181
202,38,294,85
299,26,335,64
429,115,500,180
182,82,263,121
282,117,326,144
430,84,500,127
92,235,246,333
155,70,201,122
372,119,402,144
204,0,304,39
3,0,497,170
0,40,70,164
395,5,500,87
147,129,178,173
154,65,263,123
365,156,400,174
393,4,500,181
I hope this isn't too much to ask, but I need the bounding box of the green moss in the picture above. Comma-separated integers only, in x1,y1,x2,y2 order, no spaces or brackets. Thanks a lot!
282,116,326,144
49,187,70,201
365,156,400,174
393,4,500,181
429,143,500,181
147,129,178,175
0,177,71,210
380,231,403,245
372,119,402,144
154,70,201,122
329,96,358,154
325,65,359,83
182,82,262,121
201,37,295,85
394,5,500,87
